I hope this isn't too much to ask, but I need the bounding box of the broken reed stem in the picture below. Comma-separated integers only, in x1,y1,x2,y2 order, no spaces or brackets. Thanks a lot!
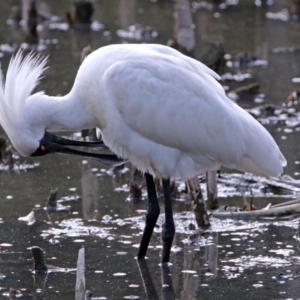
31,246,48,273
75,247,86,300
187,177,210,228
46,188,58,210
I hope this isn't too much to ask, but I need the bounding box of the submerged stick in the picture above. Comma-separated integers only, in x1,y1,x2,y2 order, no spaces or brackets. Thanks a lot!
229,83,260,97
168,0,195,57
85,290,93,300
67,0,94,26
75,247,85,300
213,202,300,219
187,177,210,228
22,0,38,44
206,171,219,209
46,188,58,210
270,199,300,208
81,169,98,220
31,246,48,273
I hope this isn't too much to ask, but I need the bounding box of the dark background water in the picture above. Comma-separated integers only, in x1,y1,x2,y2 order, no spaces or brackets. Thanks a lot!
0,0,300,299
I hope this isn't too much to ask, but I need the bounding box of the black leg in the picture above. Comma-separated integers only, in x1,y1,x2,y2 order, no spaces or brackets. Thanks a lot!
137,173,160,259
161,179,175,264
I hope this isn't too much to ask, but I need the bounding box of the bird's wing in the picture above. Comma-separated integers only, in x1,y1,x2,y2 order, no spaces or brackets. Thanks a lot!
142,43,221,80
104,55,239,152
101,50,285,177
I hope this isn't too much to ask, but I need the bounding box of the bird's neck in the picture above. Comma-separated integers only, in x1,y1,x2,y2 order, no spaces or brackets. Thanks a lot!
29,93,97,132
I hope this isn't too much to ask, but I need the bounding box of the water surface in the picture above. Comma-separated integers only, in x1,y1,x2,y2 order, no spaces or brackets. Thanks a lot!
0,0,300,299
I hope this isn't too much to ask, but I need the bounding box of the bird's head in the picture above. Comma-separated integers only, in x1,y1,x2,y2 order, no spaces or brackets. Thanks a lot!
0,50,49,157
0,52,95,158
0,50,125,167
0,51,86,158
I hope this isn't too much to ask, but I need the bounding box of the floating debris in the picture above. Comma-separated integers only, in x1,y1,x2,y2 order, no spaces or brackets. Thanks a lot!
228,255,299,269
0,243,13,247
74,239,85,243
48,22,69,31
254,0,273,7
191,0,239,12
42,218,112,241
269,248,294,256
226,52,268,69
18,211,36,225
59,195,80,202
48,19,103,31
0,43,17,53
227,83,261,101
2,287,23,298
266,9,289,22
217,173,300,198
113,272,127,277
271,46,300,54
0,161,40,172
107,165,130,177
247,104,300,126
182,270,197,274
117,24,158,40
221,72,251,82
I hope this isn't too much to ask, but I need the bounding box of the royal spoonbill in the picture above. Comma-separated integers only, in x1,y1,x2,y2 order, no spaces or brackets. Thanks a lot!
0,44,286,263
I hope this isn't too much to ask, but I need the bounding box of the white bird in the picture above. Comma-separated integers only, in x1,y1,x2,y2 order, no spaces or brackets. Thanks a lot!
0,44,286,263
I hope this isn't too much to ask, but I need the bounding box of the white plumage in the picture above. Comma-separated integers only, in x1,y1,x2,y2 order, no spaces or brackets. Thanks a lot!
0,44,286,179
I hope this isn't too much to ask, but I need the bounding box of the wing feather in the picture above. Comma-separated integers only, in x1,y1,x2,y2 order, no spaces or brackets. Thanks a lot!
102,54,285,177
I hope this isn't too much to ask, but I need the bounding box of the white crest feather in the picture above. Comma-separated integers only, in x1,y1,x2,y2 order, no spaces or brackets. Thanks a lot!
0,50,48,128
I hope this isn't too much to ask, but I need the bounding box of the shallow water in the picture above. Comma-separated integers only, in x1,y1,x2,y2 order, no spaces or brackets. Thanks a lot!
1,0,300,299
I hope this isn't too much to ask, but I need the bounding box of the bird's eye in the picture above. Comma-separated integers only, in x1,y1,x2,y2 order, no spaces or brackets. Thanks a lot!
41,144,46,151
